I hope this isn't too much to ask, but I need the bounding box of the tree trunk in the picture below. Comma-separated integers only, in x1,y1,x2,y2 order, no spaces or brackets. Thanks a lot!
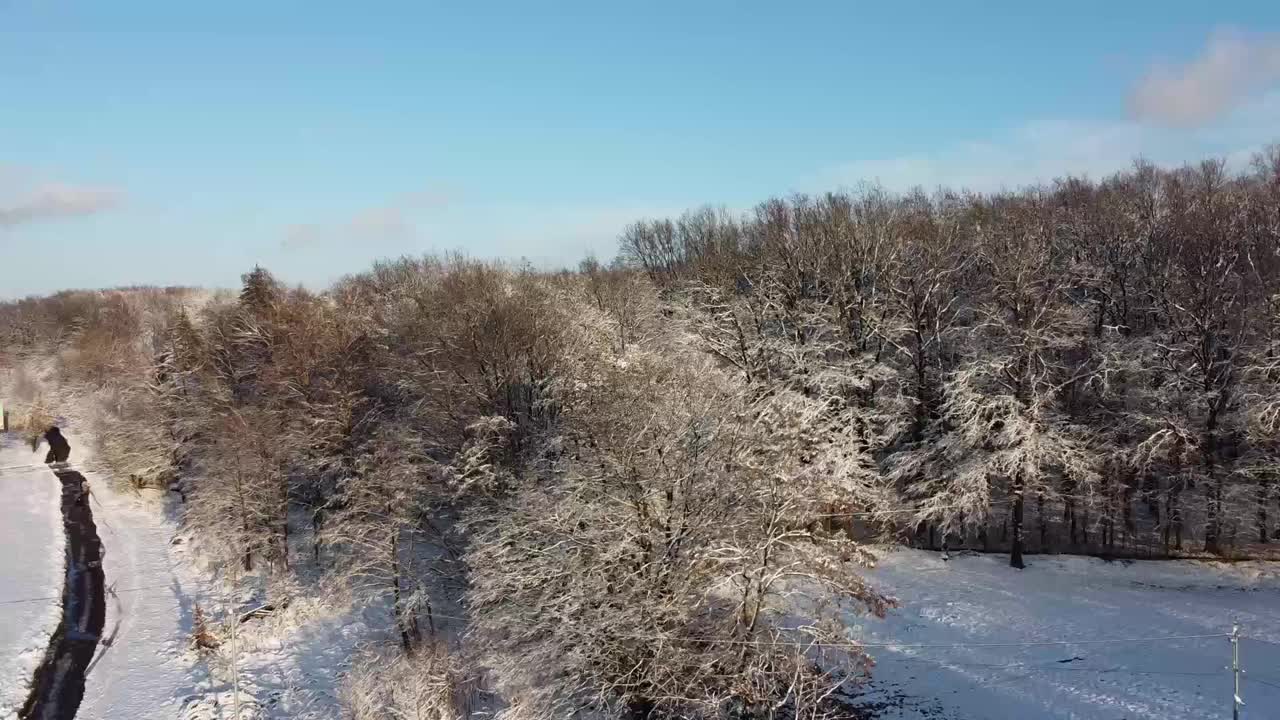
1168,483,1183,551
1145,477,1160,524
1204,479,1221,554
1257,476,1270,544
312,507,323,564
1010,477,1026,569
242,516,253,571
1105,495,1115,548
1037,491,1048,552
388,521,418,654
1123,486,1135,543
279,515,289,572
234,466,252,571
1204,428,1222,554
626,698,655,720
1175,510,1183,550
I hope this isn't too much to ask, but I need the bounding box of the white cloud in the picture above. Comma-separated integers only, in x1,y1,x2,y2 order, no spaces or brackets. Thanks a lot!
0,168,122,228
281,183,671,268
1130,28,1280,128
824,92,1280,194
827,29,1280,195
282,186,452,249
477,205,678,267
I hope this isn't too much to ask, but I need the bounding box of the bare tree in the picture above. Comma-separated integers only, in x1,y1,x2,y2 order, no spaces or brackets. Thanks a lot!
467,301,893,719
326,425,439,653
891,192,1102,567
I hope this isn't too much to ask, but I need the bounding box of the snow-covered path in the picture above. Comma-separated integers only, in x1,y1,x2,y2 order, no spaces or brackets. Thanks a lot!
855,548,1280,719
0,441,63,718
67,429,199,719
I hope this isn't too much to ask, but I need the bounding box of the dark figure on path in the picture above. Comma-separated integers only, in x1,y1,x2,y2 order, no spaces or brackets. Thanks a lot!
41,426,71,464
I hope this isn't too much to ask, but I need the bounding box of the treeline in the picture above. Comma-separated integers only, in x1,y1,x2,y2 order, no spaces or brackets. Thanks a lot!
2,147,1278,718
0,261,892,718
623,151,1280,565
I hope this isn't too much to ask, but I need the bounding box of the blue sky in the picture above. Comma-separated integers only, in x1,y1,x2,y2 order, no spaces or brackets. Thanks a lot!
3,1,1280,297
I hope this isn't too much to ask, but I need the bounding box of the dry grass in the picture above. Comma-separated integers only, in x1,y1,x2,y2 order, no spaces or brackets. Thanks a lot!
10,367,38,403
340,643,480,720
9,398,55,447
190,603,221,651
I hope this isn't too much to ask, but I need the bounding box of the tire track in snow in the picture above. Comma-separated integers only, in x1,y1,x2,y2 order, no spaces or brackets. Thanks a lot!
19,469,105,720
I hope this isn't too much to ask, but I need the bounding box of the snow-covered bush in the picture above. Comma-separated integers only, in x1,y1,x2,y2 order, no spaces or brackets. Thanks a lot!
340,644,477,720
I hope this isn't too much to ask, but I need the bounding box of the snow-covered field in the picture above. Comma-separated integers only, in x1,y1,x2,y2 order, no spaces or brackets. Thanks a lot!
10,367,1280,719
69,428,202,720
2,360,388,720
853,547,1280,719
64,424,381,720
0,440,64,718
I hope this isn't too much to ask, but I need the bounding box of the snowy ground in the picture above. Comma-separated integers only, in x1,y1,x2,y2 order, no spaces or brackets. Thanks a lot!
851,547,1280,719
3,359,393,720
66,426,204,720
0,439,64,718
167,509,472,719
11,358,1280,719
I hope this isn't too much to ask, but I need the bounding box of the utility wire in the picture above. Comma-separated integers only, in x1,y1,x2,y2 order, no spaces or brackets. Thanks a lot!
358,606,1229,650
3,585,1244,683
1251,676,1280,691
874,655,1225,677
1243,635,1280,647
814,500,1011,519
667,632,1230,650
0,462,55,474
266,603,1229,651
0,584,173,606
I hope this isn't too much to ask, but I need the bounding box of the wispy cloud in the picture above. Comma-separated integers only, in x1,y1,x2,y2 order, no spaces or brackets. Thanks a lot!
824,92,1280,194
1129,28,1280,128
281,182,672,266
282,186,452,249
829,28,1280,195
0,169,122,228
479,204,679,266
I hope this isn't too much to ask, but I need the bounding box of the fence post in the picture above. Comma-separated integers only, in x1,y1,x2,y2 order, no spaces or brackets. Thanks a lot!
1232,622,1242,720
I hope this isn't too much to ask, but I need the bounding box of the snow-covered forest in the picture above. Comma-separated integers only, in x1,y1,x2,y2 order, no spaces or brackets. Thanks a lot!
3,149,1280,718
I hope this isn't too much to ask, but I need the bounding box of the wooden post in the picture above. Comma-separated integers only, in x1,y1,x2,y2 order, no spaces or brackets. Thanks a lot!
1232,623,1242,720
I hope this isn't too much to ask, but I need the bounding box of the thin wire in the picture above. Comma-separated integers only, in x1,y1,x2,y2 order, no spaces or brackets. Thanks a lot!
814,500,1011,519
402,608,1228,650
681,632,1229,650
0,584,173,606
1016,667,1223,677
1251,676,1280,691
5,577,1234,681
874,656,1224,677
0,462,53,474
299,604,1229,650
0,460,1243,657
1244,635,1280,647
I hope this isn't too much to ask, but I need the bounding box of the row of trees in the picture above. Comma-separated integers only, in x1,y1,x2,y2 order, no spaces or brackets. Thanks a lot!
1,260,894,718
3,146,1277,717
622,151,1280,566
